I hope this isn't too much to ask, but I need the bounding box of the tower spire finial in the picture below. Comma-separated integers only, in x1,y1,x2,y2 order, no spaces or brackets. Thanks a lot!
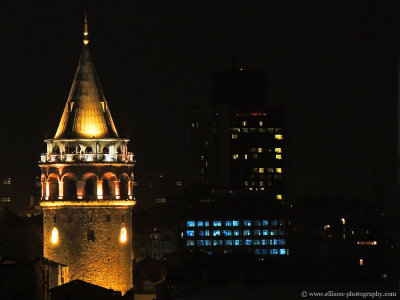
83,9,89,45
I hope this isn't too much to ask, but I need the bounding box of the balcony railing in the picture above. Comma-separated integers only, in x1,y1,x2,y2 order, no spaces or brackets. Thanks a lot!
40,152,134,164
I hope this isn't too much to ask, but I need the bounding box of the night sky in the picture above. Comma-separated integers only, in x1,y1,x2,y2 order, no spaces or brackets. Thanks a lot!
1,1,398,211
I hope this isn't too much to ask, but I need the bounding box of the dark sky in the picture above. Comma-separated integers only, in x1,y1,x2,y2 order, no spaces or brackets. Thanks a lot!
1,0,398,211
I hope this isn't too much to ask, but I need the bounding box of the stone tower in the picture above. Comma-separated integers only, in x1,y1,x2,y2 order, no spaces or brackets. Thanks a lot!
39,16,135,294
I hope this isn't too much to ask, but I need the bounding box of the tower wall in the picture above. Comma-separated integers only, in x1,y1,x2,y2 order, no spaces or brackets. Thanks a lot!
43,205,133,293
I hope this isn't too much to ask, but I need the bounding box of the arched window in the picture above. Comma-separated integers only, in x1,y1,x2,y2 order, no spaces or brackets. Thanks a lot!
48,176,59,200
84,176,97,200
103,147,109,154
102,180,112,199
67,146,75,154
87,230,95,242
54,147,60,154
116,147,122,154
64,177,77,199
120,175,129,199
85,147,93,154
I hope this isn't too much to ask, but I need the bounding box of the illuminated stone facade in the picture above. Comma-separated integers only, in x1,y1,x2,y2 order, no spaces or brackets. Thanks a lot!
40,17,135,294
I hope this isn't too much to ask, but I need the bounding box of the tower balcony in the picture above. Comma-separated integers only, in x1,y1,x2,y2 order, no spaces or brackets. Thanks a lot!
40,152,134,164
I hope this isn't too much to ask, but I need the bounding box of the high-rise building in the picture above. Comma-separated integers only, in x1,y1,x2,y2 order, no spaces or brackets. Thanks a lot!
191,70,286,201
39,17,135,294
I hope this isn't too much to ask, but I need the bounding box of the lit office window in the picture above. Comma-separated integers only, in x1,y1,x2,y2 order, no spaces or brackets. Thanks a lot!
270,230,277,236
205,230,210,236
261,249,268,255
244,220,252,226
243,128,249,133
276,168,282,173
253,168,258,173
262,230,269,236
259,128,266,133
259,121,263,126
244,154,248,159
225,240,233,246
275,134,283,140
272,239,278,245
232,154,239,160
213,230,221,236
232,134,238,139
262,220,268,226
187,240,195,246
258,148,263,153
243,230,251,236
205,240,211,246
198,230,204,236
233,230,240,236
259,168,264,173
270,249,278,255
213,221,222,227
187,221,195,227
278,239,286,245
197,240,204,246
276,194,283,200
276,154,282,160
275,148,282,153
261,239,267,245
197,221,203,226
205,221,209,227
234,240,242,246
225,221,232,226
254,220,261,226
255,249,261,255
186,230,195,236
242,121,247,126
213,240,223,246
244,181,248,186
267,128,274,133
268,168,274,173
233,221,240,226
254,240,261,245
245,239,252,245
252,154,258,159
223,230,232,236
280,249,288,255
260,181,264,187
254,230,261,236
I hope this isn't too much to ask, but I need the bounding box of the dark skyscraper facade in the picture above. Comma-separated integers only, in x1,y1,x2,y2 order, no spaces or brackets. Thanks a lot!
191,70,286,202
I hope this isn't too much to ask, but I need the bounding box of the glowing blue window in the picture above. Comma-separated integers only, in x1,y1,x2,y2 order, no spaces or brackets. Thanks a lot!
233,230,240,236
244,220,252,226
270,230,277,236
207,251,213,255
254,240,261,245
205,240,211,246
261,239,267,245
187,221,195,227
225,240,233,246
213,230,221,236
254,220,261,226
233,221,240,226
271,220,278,226
261,249,268,255
223,230,232,236
187,240,195,246
225,221,232,226
279,220,285,226
180,232,184,238
262,220,268,226
213,221,222,227
197,221,204,226
213,240,223,246
245,239,252,245
254,249,261,255
254,230,261,236
243,230,251,236
205,230,210,236
278,239,286,245
204,221,209,227
198,230,204,236
262,230,269,236
279,249,287,255
197,240,204,246
186,230,195,236
234,240,242,246
270,249,278,255
272,239,278,245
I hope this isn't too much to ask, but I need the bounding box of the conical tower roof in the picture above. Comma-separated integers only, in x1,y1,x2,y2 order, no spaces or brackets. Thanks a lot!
54,17,119,139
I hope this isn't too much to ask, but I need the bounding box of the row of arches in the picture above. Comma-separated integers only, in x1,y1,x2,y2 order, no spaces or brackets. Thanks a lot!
52,146,123,155
47,141,129,156
43,172,133,201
